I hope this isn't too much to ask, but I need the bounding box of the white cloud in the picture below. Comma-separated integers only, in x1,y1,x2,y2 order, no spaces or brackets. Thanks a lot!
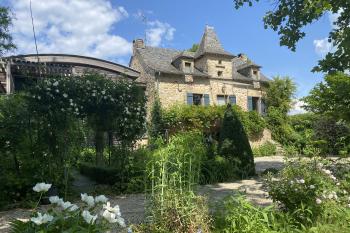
289,99,307,115
313,38,333,57
8,0,131,61
313,10,342,58
145,20,175,47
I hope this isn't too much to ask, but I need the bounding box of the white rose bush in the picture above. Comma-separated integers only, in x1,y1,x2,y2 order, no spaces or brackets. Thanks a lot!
266,158,350,224
10,183,127,233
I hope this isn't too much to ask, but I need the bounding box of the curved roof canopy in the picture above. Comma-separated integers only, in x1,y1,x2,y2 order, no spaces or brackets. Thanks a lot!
8,54,139,79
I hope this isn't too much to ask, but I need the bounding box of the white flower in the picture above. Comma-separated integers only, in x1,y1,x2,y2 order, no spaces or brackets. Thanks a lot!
103,202,121,216
69,204,79,212
81,193,95,207
336,182,340,186
102,209,118,223
31,212,54,225
33,183,52,192
53,81,59,86
290,181,294,185
55,89,59,93
95,195,108,204
323,169,332,175
63,93,68,98
328,193,334,199
37,96,41,100
299,179,305,184
316,198,322,204
82,210,97,224
101,90,106,95
60,201,73,210
92,93,96,97
49,196,63,205
309,185,315,189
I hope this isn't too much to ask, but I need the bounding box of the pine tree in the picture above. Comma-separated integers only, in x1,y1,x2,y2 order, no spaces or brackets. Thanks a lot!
218,104,255,177
149,97,164,140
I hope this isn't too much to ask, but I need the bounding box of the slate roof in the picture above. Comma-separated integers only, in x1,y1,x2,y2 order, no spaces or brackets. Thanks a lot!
136,46,208,77
133,26,270,84
195,26,234,58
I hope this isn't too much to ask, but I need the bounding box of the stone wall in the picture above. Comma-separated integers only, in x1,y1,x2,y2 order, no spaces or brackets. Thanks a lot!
249,129,273,148
157,73,265,111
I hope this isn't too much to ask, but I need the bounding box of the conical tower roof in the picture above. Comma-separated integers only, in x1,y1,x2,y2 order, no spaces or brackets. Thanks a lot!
195,26,234,58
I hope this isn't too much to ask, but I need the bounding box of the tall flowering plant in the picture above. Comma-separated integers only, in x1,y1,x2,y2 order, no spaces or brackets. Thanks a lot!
10,183,126,232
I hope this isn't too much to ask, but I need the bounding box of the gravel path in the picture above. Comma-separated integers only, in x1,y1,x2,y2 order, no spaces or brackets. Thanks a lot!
0,156,284,232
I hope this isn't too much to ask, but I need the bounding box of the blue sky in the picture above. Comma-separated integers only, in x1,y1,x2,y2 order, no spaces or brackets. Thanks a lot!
4,0,333,99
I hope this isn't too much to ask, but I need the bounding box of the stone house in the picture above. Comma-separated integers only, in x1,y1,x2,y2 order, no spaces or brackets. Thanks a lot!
129,26,270,114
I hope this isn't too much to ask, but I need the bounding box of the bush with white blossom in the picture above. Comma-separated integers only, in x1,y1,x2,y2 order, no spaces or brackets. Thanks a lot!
266,158,350,223
10,183,126,232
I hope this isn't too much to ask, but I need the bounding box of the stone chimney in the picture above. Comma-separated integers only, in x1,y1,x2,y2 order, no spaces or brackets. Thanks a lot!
238,53,248,62
133,39,145,54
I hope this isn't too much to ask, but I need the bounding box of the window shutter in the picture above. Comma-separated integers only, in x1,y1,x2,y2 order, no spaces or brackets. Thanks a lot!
187,93,193,105
204,94,210,106
261,99,266,115
247,96,253,111
229,95,236,105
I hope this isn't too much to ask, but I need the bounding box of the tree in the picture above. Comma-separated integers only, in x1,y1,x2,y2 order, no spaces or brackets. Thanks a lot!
233,0,350,73
265,76,296,116
302,72,350,122
265,76,298,144
188,44,199,52
149,97,164,140
0,7,16,55
218,104,255,177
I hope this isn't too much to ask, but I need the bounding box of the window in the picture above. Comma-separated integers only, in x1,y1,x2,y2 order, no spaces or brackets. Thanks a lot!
218,60,222,65
248,96,260,112
184,62,192,73
187,93,210,106
217,71,223,77
228,95,236,105
217,95,226,106
253,70,258,75
193,94,203,105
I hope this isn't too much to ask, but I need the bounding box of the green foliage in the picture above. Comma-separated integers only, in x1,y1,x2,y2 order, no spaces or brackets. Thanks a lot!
233,1,350,73
218,104,255,177
79,147,149,194
188,43,199,52
303,72,350,122
265,76,296,115
0,7,16,55
140,132,211,233
148,97,164,140
213,193,350,233
79,163,120,185
265,77,299,147
253,141,277,157
266,158,350,224
0,74,146,208
213,195,294,233
163,104,265,139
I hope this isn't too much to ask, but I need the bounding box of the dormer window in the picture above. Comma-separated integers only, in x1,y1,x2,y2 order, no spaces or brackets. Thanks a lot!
184,62,192,73
217,71,223,77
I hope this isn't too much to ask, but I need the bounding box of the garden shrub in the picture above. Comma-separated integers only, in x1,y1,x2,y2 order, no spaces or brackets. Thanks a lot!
253,141,277,157
162,104,266,139
218,104,255,177
266,158,350,224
